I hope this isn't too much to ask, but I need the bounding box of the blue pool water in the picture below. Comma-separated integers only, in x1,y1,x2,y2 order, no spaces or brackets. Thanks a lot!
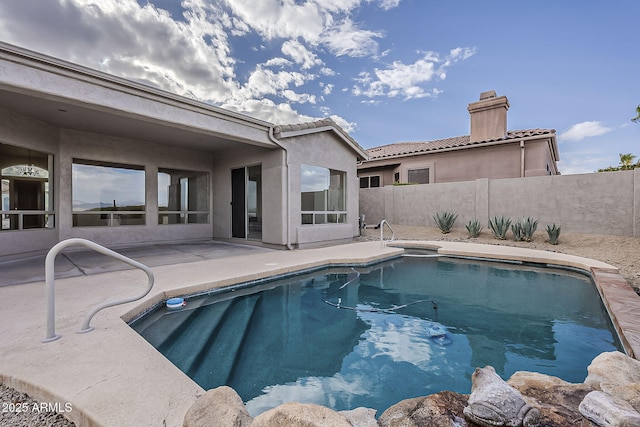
130,256,621,416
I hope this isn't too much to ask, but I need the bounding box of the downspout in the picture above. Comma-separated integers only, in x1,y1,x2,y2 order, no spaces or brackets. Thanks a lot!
520,140,525,177
268,126,294,250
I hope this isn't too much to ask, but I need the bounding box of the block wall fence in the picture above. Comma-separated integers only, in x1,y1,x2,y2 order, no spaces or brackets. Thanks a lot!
359,169,640,237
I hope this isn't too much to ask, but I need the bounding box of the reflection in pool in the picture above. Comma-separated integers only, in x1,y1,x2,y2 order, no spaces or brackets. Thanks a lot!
130,256,621,416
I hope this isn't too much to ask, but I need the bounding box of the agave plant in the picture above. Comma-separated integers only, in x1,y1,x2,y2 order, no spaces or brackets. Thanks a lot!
511,221,525,241
512,217,538,242
465,218,484,238
546,223,561,245
521,217,538,242
432,210,458,234
488,215,511,240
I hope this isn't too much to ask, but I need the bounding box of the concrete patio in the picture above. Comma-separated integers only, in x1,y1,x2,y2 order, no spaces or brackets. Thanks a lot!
0,239,638,426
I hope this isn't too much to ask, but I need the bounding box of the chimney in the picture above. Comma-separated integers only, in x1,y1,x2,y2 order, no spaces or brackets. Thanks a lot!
467,90,510,142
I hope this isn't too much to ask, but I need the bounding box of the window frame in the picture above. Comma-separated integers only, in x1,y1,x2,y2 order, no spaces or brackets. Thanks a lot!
71,159,146,227
157,168,210,225
301,164,347,225
359,175,381,188
407,167,430,185
0,143,55,231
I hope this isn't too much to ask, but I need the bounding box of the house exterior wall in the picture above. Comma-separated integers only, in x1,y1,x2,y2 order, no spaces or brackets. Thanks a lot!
210,144,286,246
359,137,557,187
0,106,364,258
282,131,361,248
360,169,640,237
0,107,59,256
0,108,223,258
57,129,215,246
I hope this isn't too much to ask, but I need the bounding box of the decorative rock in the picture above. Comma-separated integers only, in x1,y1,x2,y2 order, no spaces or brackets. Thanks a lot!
182,386,252,427
507,371,594,426
584,351,640,411
378,391,469,427
339,407,378,427
578,390,640,427
251,402,352,427
463,366,540,427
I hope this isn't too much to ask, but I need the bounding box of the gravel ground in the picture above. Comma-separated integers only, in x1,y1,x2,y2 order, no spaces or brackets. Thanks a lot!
358,224,640,295
2,227,638,426
0,384,74,427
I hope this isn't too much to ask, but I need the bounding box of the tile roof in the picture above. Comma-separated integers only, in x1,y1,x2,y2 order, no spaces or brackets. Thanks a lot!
365,129,556,160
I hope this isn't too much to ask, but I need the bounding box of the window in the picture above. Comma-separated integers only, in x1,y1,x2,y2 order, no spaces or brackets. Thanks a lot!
359,175,381,188
72,160,145,226
301,165,346,225
1,143,54,231
158,168,209,224
408,168,429,184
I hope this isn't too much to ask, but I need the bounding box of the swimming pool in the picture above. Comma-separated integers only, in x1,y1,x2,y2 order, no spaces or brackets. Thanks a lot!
130,255,621,416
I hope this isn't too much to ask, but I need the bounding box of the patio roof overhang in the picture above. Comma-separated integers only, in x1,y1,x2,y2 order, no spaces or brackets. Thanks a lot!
0,42,277,153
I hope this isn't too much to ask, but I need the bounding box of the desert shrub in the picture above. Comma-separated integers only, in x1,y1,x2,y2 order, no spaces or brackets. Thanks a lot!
465,218,484,238
546,223,561,245
512,217,538,242
432,210,458,234
511,221,524,241
488,215,511,240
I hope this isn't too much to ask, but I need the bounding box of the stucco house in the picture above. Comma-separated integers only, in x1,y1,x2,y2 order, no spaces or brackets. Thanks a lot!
357,91,559,188
0,42,367,258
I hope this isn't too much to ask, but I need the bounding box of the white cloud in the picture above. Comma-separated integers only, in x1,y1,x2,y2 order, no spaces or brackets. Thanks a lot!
352,48,475,99
559,121,612,142
321,18,383,57
264,57,292,68
0,0,239,101
222,98,315,125
320,83,335,95
327,114,357,133
378,0,402,11
281,40,323,70
282,90,317,104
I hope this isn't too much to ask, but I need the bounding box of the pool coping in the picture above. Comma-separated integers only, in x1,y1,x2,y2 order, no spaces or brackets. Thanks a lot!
0,240,638,426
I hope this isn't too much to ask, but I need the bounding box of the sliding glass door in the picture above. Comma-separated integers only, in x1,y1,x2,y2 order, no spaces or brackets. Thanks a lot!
231,165,262,240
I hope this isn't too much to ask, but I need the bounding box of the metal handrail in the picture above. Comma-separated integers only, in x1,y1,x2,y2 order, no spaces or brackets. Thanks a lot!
379,219,395,247
42,238,154,343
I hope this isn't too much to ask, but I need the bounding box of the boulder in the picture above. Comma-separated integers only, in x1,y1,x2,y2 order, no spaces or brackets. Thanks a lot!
508,371,593,426
584,351,640,411
579,390,640,427
378,391,469,427
183,386,252,427
463,366,540,427
250,402,352,427
339,407,378,427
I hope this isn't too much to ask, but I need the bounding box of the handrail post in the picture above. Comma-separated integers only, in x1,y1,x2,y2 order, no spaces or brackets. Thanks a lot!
43,245,61,342
42,238,154,343
379,219,395,248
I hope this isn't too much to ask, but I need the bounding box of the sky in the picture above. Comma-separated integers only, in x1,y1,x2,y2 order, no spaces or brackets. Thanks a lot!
0,0,638,175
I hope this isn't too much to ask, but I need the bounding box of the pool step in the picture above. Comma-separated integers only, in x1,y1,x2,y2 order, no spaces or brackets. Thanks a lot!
187,294,262,389
154,299,235,370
